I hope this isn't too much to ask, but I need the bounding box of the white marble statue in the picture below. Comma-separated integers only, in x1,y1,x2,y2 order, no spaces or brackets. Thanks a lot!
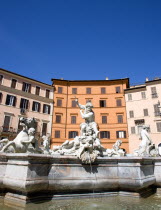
42,135,51,154
75,98,99,137
134,125,158,157
0,117,42,153
51,98,127,163
106,140,125,157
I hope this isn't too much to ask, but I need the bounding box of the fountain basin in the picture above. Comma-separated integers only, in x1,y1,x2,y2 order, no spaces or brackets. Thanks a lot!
0,153,160,205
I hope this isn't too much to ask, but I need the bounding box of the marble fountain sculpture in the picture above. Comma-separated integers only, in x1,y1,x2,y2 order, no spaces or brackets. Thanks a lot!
0,100,161,207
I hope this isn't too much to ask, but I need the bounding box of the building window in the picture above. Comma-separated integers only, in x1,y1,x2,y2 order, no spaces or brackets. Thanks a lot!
3,115,11,132
46,89,50,98
86,88,91,94
151,87,158,98
57,99,62,107
32,101,41,112
56,115,61,123
143,109,148,116
116,131,126,138
0,75,3,85
129,110,134,118
35,86,40,95
100,100,106,107
154,104,160,116
116,99,122,107
156,122,161,132
55,130,60,138
141,92,146,99
131,127,135,134
116,86,121,93
11,79,17,89
58,87,63,93
43,104,51,114
72,100,77,107
101,87,106,94
69,131,78,139
42,123,47,136
71,116,76,124
102,116,107,124
100,131,110,139
72,88,77,94
20,98,29,111
86,99,92,103
22,82,31,93
5,95,16,106
117,115,123,123
128,94,132,101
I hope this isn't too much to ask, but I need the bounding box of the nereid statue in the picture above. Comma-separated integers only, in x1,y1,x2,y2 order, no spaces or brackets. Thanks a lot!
134,125,158,157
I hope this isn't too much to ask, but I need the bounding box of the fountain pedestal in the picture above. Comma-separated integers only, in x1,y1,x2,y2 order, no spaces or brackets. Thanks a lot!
0,153,159,206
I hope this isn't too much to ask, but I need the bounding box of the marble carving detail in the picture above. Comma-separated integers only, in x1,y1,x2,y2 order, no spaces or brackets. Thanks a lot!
0,117,42,154
52,99,126,164
134,125,158,157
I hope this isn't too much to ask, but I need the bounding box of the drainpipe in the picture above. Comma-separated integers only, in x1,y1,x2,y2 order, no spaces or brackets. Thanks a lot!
65,81,69,138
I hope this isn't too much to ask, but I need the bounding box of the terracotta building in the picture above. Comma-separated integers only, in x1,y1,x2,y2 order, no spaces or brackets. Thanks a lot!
51,78,129,151
125,78,161,153
0,68,53,145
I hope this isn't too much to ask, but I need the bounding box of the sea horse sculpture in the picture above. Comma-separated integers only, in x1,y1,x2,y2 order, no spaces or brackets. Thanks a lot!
0,117,42,153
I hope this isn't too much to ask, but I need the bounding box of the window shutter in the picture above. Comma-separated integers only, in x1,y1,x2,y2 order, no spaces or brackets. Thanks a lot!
72,100,77,107
102,116,107,124
42,123,47,136
116,99,122,106
157,122,161,132
107,131,110,139
32,102,35,111
124,131,126,138
5,95,10,105
13,96,17,107
26,100,29,109
86,88,91,94
71,116,76,124
22,83,25,91
101,88,106,94
116,86,120,93
48,105,50,114
118,115,123,123
116,131,119,138
0,92,2,102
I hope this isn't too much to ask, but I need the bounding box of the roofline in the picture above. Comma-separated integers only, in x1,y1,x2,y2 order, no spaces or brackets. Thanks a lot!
145,78,161,83
0,68,52,88
52,78,130,87
124,85,146,91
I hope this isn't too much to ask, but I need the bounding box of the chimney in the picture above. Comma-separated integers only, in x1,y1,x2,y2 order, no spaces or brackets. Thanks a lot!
60,78,64,80
105,77,109,80
146,77,149,81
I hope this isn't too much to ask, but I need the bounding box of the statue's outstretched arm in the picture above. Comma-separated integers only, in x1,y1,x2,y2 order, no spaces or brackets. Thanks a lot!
75,98,85,109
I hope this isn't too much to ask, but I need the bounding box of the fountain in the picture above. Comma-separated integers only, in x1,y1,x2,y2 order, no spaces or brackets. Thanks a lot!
0,99,161,207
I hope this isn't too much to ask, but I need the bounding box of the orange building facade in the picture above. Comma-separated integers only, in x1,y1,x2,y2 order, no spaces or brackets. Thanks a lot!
51,78,129,152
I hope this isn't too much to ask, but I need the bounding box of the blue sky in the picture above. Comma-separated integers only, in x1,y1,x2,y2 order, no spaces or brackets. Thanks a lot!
0,0,161,86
